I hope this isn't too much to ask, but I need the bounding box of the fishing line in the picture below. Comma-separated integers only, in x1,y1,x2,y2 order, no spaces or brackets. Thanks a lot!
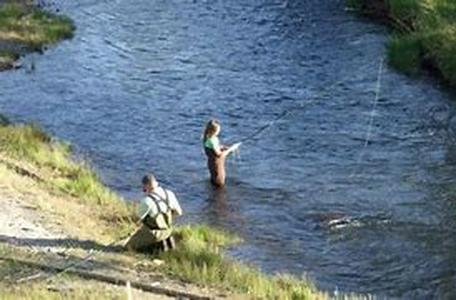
349,57,385,178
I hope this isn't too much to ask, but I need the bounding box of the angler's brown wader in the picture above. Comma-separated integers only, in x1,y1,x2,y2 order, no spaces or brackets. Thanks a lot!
204,146,226,187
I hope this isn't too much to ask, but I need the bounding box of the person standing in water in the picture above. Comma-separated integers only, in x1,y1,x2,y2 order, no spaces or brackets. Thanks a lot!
203,119,240,187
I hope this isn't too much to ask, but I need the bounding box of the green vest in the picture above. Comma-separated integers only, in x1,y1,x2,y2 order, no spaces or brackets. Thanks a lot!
143,191,173,230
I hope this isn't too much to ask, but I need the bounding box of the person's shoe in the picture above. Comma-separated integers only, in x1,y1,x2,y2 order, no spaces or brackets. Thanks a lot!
166,236,176,250
161,239,169,252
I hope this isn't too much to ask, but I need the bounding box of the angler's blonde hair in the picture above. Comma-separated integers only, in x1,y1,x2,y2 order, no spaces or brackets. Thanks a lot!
203,119,221,141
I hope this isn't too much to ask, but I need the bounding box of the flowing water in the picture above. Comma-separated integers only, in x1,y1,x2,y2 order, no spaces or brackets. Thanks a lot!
2,0,456,297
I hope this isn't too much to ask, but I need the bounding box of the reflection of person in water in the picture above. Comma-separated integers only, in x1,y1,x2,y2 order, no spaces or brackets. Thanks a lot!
204,181,245,229
204,181,229,220
202,119,240,187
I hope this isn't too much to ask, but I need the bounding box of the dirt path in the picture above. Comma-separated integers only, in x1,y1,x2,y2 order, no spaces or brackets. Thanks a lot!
0,184,68,252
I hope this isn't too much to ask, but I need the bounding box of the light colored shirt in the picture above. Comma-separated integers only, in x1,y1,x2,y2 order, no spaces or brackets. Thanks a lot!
204,136,220,150
138,186,183,221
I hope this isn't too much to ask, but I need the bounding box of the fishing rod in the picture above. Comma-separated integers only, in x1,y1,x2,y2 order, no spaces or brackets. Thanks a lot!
238,110,291,144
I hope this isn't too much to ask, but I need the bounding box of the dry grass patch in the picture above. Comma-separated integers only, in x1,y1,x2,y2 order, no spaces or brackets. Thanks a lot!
0,124,136,242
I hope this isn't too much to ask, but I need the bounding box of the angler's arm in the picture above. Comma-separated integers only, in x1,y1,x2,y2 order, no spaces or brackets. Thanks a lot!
212,141,230,157
224,142,242,155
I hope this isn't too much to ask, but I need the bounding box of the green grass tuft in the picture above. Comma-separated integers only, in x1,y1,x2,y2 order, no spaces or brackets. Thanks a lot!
0,3,75,51
0,2,27,20
387,0,421,29
423,24,456,86
352,0,456,88
175,224,242,247
28,9,75,46
387,33,422,74
160,224,317,299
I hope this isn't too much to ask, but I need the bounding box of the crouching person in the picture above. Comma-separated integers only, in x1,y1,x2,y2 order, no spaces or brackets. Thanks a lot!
125,174,183,253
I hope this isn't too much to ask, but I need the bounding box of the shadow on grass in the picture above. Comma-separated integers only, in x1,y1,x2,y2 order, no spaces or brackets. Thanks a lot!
0,235,124,252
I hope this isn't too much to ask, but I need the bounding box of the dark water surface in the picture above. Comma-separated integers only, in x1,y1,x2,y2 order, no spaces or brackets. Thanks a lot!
2,0,456,297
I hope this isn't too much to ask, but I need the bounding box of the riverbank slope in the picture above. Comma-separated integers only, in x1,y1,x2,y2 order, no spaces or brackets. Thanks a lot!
349,0,456,87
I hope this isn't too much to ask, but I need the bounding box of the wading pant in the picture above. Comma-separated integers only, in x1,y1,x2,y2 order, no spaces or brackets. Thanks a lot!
205,147,226,187
124,225,172,253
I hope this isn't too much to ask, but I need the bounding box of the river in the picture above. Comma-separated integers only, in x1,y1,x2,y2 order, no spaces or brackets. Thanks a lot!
1,0,456,298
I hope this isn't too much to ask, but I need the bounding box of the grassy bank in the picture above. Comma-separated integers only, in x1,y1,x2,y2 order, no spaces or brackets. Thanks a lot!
348,0,456,87
0,1,74,70
0,122,136,241
0,120,327,299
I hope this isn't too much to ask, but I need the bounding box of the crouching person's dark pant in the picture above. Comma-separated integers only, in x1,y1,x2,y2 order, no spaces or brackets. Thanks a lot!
124,225,173,253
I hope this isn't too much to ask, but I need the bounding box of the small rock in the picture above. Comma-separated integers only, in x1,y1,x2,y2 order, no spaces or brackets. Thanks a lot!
152,259,165,266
